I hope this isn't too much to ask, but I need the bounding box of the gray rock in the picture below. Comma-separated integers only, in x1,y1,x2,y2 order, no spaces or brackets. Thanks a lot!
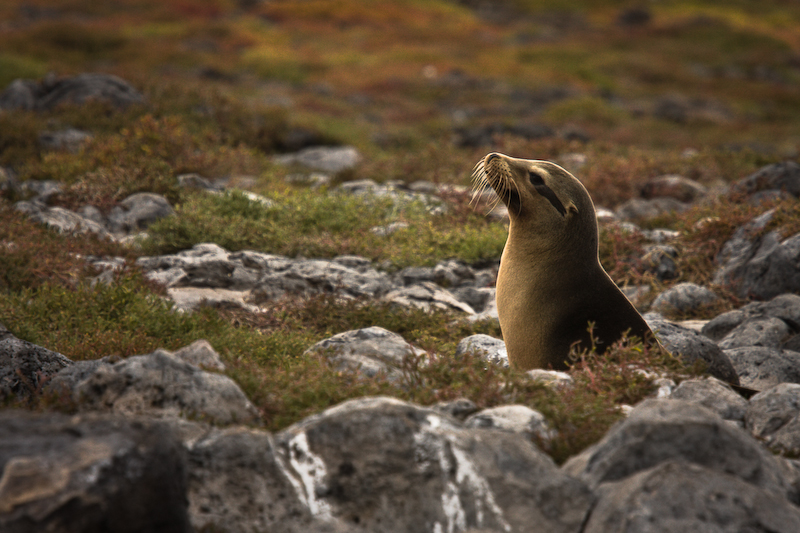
395,266,436,286
274,396,595,532
747,384,800,455
167,287,260,313
0,324,72,402
640,174,707,203
650,282,718,314
702,293,800,341
432,398,479,420
584,461,800,533
66,349,260,425
640,244,678,281
725,346,800,390
455,334,508,367
615,197,689,221
432,259,475,287
304,327,426,378
669,377,748,425
718,316,790,349
18,204,112,238
645,314,739,385
107,192,174,233
735,161,800,198
464,404,555,442
38,128,92,152
0,73,144,111
0,79,37,110
563,399,795,501
370,221,409,236
19,179,62,202
450,286,493,313
713,209,800,299
525,369,574,387
384,282,475,314
275,146,361,173
0,410,190,533
172,339,226,371
176,173,219,191
186,426,319,533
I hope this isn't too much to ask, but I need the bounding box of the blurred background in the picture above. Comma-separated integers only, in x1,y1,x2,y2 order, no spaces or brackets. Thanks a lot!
1,0,799,206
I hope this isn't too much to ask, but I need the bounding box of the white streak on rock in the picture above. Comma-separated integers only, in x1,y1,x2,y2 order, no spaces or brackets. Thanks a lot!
284,431,332,520
413,415,511,533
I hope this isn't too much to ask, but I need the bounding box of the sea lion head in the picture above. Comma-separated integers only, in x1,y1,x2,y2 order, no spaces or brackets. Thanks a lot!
472,152,598,254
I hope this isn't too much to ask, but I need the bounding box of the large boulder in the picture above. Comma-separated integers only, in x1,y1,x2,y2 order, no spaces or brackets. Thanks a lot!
645,314,739,385
273,396,595,532
713,209,800,300
563,399,795,503
0,410,190,533
583,461,800,533
49,348,260,425
303,327,426,378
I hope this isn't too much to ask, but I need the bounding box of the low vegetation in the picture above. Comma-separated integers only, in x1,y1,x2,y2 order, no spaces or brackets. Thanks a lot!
1,0,799,461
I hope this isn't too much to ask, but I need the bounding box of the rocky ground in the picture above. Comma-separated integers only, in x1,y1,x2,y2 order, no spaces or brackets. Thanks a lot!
3,1,800,531
5,87,800,528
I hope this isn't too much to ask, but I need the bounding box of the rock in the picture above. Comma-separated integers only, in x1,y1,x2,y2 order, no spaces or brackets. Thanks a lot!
464,404,555,442
668,377,748,425
650,282,718,314
63,349,260,425
640,174,707,203
0,410,190,532
107,192,174,233
724,347,800,391
167,287,260,313
615,197,689,221
139,245,395,303
176,173,219,191
38,128,92,152
370,221,409,236
562,399,795,501
747,384,800,454
734,161,800,198
433,259,475,287
303,327,426,378
432,398,479,420
713,209,800,300
185,426,317,533
384,282,475,314
583,461,800,533
718,317,790,350
640,244,678,281
455,334,508,367
525,369,574,387
702,293,800,341
0,324,73,403
274,396,595,532
644,314,739,385
0,79,37,110
0,73,145,111
17,203,112,238
172,339,226,371
450,286,493,313
275,146,361,173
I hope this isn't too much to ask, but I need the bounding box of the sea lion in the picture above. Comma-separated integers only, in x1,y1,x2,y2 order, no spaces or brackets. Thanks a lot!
472,152,653,370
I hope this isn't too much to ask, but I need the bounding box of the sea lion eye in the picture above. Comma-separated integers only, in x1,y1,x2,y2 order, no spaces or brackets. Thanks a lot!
528,171,545,186
529,171,567,217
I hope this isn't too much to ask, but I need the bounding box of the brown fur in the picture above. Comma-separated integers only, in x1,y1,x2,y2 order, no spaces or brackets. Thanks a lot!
473,152,652,370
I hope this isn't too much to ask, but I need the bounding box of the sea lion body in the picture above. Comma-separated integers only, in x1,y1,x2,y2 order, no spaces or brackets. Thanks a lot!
473,152,652,370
